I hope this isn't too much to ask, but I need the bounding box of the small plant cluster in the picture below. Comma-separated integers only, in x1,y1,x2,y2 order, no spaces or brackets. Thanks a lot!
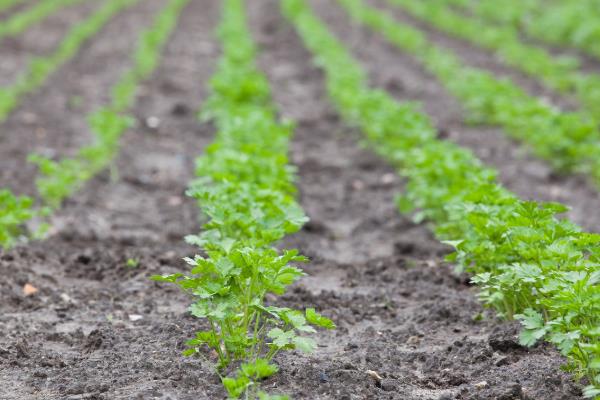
0,190,37,248
340,0,600,188
450,0,600,62
0,0,89,43
391,0,600,121
30,0,189,208
0,0,139,122
282,0,600,397
152,0,334,398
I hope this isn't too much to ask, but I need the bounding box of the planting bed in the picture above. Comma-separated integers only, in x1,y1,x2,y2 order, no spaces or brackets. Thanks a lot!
0,0,597,399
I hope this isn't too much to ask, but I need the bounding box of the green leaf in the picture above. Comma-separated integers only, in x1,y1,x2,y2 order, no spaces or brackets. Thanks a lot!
222,375,251,399
293,336,316,353
515,309,549,347
306,308,336,329
240,358,279,379
150,273,183,283
268,328,295,348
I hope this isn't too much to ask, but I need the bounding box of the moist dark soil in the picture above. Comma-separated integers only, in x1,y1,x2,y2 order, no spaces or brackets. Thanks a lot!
0,0,592,399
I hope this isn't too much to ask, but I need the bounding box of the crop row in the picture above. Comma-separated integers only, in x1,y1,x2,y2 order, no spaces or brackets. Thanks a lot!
151,0,334,398
0,0,89,43
0,0,139,123
0,0,185,248
390,0,600,121
336,0,600,188
447,0,600,61
282,0,600,397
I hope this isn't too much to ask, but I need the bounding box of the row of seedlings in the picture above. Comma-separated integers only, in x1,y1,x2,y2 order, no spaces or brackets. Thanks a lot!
333,0,600,188
450,0,600,61
152,0,334,399
0,0,90,43
389,0,600,121
282,0,600,397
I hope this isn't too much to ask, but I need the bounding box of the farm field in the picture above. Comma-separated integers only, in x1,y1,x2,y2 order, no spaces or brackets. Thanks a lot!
1,0,600,399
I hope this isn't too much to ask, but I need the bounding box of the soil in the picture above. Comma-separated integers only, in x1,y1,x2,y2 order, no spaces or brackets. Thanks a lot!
0,0,593,399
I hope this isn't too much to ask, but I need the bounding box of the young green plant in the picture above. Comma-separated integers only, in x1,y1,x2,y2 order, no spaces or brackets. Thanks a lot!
152,0,334,398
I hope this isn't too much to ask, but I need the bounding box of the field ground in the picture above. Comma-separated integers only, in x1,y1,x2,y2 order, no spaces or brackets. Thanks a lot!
0,0,597,399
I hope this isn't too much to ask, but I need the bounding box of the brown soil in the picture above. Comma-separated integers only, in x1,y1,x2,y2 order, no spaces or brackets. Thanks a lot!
0,0,593,399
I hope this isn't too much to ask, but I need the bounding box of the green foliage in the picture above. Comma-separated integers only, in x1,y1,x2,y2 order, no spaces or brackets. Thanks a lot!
282,0,600,396
152,0,334,398
0,0,88,42
390,0,600,121
1,0,186,246
0,0,140,122
30,0,188,208
453,0,600,61
341,0,600,186
125,258,139,268
0,190,35,248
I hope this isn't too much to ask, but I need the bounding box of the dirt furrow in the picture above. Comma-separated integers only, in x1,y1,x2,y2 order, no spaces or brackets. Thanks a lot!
308,0,600,233
0,0,167,197
248,0,583,398
0,0,221,398
0,0,100,87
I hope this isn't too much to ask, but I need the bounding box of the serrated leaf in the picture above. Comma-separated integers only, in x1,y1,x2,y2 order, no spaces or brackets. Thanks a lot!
293,336,316,353
306,308,336,329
